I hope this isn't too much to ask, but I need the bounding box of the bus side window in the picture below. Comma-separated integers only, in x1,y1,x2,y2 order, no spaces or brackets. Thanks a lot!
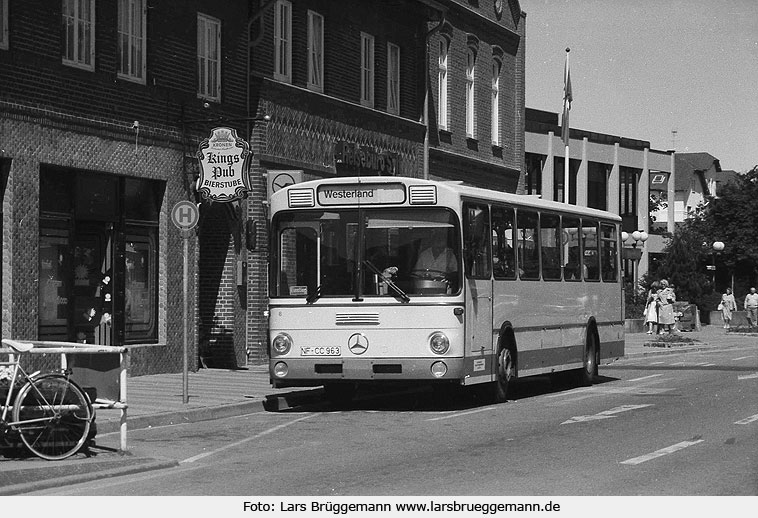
463,203,491,279
492,206,515,279
517,210,539,280
541,213,561,280
563,217,583,281
582,221,600,281
600,223,618,282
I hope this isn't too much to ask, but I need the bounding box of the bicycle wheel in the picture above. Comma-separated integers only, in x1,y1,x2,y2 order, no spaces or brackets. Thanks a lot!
12,374,92,460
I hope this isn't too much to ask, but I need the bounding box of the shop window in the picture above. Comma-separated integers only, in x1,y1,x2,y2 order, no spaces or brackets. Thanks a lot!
39,169,163,345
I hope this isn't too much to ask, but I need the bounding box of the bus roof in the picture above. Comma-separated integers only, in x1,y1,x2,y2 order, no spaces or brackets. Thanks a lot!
271,176,622,223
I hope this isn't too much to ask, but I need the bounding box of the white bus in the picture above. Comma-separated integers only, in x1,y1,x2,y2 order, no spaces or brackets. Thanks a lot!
268,176,624,403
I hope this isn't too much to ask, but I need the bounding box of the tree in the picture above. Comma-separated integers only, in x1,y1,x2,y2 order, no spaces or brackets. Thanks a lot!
648,166,758,313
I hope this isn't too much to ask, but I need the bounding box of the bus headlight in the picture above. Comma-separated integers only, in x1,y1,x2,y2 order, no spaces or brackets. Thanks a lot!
272,333,292,355
431,361,448,378
429,332,450,355
273,362,289,378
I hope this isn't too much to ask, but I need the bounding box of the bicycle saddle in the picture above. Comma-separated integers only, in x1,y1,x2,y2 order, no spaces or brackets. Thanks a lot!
2,339,34,352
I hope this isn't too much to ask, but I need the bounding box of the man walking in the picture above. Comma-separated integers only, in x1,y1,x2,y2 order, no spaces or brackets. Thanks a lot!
744,287,758,330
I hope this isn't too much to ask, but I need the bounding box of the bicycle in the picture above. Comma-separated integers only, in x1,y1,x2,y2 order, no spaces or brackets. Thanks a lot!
1,338,93,460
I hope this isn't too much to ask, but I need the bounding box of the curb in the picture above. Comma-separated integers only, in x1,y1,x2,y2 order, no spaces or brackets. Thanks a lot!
0,458,179,496
97,388,323,435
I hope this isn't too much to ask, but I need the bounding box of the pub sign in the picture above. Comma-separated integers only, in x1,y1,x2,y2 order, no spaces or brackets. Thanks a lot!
196,127,252,202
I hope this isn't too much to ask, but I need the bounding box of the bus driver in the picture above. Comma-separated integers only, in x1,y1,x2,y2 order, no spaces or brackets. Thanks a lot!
413,227,457,280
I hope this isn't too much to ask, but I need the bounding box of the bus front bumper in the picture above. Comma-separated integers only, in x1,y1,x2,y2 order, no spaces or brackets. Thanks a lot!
270,357,466,388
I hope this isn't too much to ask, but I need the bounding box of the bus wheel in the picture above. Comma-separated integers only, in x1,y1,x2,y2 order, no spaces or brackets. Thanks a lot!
494,347,515,403
580,332,599,386
324,383,356,407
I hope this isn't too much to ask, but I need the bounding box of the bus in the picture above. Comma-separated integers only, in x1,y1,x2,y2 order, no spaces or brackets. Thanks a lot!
268,176,624,403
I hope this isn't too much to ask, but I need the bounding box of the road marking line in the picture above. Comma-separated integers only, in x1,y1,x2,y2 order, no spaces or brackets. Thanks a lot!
735,414,758,425
545,387,594,398
426,407,493,422
627,374,664,383
693,362,711,366
649,361,666,365
620,439,704,465
180,413,317,464
562,404,652,425
669,362,686,366
732,356,755,361
738,373,758,380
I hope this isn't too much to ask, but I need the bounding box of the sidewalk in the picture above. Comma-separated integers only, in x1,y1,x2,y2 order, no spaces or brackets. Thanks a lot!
1,326,755,495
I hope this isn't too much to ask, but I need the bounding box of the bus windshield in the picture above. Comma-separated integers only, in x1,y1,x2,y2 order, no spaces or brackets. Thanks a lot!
271,208,461,299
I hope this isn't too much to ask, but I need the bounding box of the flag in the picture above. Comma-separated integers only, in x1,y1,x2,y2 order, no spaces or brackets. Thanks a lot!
561,49,572,147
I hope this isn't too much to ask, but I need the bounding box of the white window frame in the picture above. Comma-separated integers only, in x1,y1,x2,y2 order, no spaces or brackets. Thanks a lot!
118,0,146,83
62,0,95,71
466,48,476,138
491,60,501,146
387,43,400,115
437,39,448,130
274,0,292,83
360,32,375,108
1,0,8,50
306,10,323,92
197,13,221,102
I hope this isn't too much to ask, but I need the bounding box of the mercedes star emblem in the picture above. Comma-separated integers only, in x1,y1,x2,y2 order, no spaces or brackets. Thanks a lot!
348,333,369,355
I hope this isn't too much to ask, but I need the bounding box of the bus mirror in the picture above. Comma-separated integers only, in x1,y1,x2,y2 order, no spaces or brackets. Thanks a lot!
246,220,257,251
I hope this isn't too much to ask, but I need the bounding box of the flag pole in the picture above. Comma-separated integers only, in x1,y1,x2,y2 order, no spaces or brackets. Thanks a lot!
563,47,571,204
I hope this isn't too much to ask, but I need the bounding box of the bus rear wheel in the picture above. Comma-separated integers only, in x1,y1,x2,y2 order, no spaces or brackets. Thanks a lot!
579,332,599,386
494,347,515,403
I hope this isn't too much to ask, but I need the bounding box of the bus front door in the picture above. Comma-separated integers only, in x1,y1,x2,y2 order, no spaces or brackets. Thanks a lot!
463,203,494,381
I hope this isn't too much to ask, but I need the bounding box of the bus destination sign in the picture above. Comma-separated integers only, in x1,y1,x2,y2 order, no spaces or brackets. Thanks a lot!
196,127,252,203
317,183,406,206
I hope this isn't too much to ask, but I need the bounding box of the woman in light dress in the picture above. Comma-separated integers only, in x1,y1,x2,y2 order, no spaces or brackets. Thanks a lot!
720,287,737,329
644,280,661,334
656,279,676,334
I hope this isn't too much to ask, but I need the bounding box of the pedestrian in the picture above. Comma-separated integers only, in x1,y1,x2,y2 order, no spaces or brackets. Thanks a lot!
719,287,737,330
656,279,676,334
644,280,660,334
744,287,758,330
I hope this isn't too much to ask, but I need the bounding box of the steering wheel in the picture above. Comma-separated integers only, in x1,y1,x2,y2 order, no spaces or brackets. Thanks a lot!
410,269,449,282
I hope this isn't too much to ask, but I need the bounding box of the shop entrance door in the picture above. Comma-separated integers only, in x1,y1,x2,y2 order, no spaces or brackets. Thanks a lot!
71,224,114,345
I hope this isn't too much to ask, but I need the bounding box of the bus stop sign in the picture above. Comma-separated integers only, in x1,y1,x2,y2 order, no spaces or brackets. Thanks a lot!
171,200,199,231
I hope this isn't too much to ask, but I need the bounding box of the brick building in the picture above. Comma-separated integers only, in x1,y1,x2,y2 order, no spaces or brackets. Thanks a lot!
0,0,251,374
242,0,525,362
1,0,529,373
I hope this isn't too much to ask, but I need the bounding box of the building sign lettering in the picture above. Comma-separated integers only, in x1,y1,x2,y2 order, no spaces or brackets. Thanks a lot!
334,141,400,176
197,127,252,202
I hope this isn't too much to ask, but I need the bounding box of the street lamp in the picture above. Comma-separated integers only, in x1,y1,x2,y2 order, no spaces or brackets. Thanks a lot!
622,230,649,304
711,241,724,288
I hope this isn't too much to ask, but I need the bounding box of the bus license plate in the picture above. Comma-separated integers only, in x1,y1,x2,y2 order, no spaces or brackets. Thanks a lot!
300,346,341,356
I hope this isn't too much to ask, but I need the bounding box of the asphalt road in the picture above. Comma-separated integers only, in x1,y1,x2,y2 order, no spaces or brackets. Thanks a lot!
29,345,758,496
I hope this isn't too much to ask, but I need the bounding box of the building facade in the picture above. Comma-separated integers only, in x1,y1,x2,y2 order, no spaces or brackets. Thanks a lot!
0,0,251,374
240,0,527,364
